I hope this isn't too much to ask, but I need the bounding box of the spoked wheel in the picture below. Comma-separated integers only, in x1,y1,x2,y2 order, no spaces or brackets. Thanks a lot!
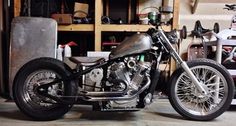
13,58,77,121
168,59,234,121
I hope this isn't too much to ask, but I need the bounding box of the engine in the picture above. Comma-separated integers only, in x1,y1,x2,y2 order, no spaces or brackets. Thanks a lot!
109,57,151,93
83,56,151,109
106,56,151,109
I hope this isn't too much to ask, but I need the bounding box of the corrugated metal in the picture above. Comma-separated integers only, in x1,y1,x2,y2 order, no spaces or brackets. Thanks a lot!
9,17,57,97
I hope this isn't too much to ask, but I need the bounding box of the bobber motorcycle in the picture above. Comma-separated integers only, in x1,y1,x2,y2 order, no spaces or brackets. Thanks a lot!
13,25,234,121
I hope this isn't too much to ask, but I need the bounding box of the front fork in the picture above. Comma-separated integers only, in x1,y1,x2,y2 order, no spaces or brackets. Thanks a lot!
158,29,208,96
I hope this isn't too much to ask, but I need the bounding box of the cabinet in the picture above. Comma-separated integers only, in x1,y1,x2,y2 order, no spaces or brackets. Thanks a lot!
14,0,180,51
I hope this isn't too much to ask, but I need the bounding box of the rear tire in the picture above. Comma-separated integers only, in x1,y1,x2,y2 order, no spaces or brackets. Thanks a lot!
13,57,77,121
168,59,234,121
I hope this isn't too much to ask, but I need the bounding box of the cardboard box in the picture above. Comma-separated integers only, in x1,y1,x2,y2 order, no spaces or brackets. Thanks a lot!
74,2,89,18
51,14,72,25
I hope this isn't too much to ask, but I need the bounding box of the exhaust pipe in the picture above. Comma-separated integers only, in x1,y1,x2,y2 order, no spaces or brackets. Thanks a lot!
83,77,151,101
80,79,129,97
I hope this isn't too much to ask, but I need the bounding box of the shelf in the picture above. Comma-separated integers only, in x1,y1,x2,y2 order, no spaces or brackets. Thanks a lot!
58,24,94,31
58,24,172,32
101,24,171,32
101,24,154,32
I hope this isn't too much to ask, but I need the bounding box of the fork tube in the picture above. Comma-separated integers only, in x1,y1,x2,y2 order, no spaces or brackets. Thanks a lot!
158,29,207,95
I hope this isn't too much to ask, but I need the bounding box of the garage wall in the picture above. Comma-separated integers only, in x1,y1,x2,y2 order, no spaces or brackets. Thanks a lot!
178,0,236,60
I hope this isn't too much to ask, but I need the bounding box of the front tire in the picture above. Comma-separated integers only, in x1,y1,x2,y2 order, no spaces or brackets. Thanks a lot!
168,59,234,121
13,57,77,121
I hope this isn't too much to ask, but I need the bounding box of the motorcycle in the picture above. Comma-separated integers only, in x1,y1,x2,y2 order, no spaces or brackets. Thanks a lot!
12,25,234,121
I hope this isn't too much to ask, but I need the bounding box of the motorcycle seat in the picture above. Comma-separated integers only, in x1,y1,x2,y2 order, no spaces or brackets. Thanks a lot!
69,57,105,66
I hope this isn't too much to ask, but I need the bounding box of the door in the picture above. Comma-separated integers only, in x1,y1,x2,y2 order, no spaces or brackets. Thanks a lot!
1,0,11,97
0,0,3,95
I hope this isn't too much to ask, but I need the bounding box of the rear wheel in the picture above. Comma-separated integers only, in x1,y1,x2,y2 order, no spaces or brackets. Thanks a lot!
168,59,234,121
13,57,77,121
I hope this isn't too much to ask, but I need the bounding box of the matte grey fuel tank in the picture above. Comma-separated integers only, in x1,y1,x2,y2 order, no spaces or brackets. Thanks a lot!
110,33,152,59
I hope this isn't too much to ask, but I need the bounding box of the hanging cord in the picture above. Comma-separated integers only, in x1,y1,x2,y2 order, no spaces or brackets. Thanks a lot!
46,0,50,17
61,0,72,14
21,0,31,16
21,0,28,16
27,0,31,16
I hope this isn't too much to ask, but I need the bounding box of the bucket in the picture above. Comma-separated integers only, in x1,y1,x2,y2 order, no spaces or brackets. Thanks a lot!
139,17,149,24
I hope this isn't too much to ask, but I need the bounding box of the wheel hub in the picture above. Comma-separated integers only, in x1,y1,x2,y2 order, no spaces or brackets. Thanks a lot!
192,82,209,102
25,70,64,107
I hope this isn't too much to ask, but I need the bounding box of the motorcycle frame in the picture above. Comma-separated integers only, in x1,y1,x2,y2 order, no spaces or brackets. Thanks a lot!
37,28,207,104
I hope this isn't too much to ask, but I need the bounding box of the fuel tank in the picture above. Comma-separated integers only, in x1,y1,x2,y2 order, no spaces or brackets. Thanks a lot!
109,33,153,59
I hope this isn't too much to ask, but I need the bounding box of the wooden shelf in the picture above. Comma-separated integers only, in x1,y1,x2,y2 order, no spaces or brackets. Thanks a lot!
101,24,154,32
58,24,172,32
58,24,94,31
101,25,171,32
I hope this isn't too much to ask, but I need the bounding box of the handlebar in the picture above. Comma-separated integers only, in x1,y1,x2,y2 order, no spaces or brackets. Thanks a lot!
224,4,236,11
147,28,179,44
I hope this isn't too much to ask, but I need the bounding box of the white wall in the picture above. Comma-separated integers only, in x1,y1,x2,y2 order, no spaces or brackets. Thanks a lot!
179,0,236,60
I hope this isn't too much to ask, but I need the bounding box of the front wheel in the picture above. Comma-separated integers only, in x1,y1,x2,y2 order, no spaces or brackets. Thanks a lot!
168,59,234,121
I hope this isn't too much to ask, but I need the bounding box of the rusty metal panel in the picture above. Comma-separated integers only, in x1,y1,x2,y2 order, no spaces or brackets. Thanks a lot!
9,17,57,97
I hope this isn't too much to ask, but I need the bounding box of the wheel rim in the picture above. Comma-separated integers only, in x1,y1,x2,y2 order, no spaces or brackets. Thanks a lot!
175,65,228,116
22,70,64,109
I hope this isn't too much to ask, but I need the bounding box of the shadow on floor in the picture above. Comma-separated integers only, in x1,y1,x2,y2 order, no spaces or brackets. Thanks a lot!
0,104,137,121
65,106,138,121
146,111,184,120
0,110,31,121
228,105,236,111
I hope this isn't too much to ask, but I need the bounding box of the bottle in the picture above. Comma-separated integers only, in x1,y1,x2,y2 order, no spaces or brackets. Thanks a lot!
64,45,72,57
57,45,63,61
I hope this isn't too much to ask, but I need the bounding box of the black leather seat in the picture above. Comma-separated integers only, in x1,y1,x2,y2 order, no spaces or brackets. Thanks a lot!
69,57,105,66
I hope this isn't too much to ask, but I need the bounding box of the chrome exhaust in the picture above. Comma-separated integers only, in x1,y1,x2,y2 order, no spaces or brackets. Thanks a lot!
83,77,151,101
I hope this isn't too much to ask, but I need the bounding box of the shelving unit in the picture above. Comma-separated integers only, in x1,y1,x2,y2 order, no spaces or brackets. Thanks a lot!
13,0,180,73
14,0,180,51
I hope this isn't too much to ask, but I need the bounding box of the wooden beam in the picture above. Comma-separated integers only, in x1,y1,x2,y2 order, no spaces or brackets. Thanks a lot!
14,0,21,17
105,0,109,16
58,24,94,31
101,24,171,32
192,0,199,14
172,0,179,29
95,0,103,51
128,0,132,24
170,0,180,75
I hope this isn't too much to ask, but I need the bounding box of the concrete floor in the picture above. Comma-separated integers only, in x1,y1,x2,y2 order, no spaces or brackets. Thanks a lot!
0,97,236,126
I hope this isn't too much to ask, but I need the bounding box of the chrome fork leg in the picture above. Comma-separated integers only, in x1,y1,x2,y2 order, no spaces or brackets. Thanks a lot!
181,62,207,95
158,29,207,95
